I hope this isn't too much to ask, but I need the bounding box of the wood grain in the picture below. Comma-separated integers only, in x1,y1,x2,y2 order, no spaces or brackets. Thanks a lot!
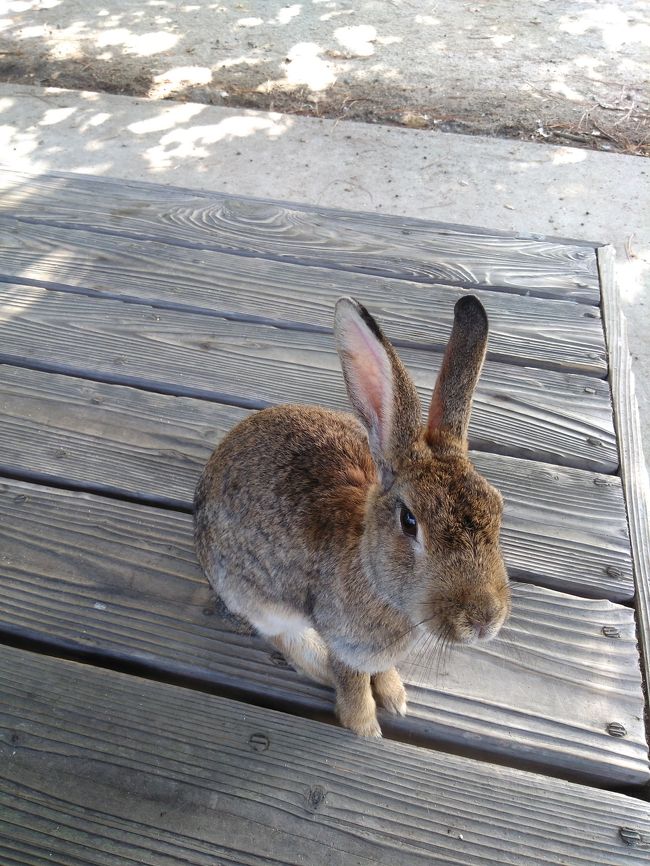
599,246,650,698
0,366,633,600
2,645,649,866
0,168,600,301
0,479,645,785
0,217,607,376
0,285,617,472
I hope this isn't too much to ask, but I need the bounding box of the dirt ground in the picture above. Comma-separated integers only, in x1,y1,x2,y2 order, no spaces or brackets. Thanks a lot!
1,0,648,155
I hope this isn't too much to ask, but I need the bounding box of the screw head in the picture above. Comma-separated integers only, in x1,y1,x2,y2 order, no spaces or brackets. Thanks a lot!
619,827,643,847
269,651,290,669
249,732,270,752
607,722,627,738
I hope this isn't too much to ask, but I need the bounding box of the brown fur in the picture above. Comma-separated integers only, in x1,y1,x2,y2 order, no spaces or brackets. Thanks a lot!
194,295,510,737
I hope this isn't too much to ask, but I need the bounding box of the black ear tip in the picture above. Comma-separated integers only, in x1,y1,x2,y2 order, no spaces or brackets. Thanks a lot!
335,296,385,342
357,302,384,342
454,295,488,331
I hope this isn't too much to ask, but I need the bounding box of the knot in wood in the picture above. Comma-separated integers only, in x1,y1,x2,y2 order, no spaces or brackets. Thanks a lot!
248,732,270,752
606,722,627,738
601,626,621,639
306,785,326,812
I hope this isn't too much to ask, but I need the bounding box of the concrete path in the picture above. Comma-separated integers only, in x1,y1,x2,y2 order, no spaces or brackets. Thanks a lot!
1,1,648,153
0,82,648,460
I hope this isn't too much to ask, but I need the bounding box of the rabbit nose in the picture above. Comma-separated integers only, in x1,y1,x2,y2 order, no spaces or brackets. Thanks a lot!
475,622,489,639
465,598,505,640
467,616,490,640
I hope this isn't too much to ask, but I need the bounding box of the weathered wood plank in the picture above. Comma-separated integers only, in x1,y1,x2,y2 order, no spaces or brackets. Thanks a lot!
599,246,650,701
0,217,607,376
0,366,632,600
2,645,648,866
0,286,617,471
0,168,600,301
0,479,645,785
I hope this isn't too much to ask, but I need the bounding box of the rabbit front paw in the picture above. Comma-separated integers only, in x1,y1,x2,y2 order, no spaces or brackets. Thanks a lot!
337,695,382,738
372,668,407,717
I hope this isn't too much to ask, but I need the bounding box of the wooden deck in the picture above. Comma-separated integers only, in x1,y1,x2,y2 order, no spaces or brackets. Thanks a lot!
0,167,649,863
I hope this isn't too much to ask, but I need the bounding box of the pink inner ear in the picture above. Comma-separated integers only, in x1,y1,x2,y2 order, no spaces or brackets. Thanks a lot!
343,316,393,450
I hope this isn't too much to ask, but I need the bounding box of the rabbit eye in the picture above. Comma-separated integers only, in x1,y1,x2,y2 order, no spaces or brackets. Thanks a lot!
462,515,477,532
400,504,418,538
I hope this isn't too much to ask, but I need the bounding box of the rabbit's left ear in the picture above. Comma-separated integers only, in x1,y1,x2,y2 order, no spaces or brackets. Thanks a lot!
334,297,421,482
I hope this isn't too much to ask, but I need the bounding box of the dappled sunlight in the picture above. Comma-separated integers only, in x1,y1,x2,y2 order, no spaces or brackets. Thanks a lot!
128,101,205,134
550,148,588,165
549,80,586,102
334,25,377,58
96,28,179,56
281,42,336,91
236,17,263,29
617,254,650,305
141,112,293,169
0,0,646,153
560,3,650,51
150,65,212,99
39,105,77,126
275,5,301,26
0,284,43,322
0,85,299,181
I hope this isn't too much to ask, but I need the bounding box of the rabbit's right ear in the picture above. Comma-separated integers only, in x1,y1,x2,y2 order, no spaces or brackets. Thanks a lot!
427,295,488,445
335,298,420,482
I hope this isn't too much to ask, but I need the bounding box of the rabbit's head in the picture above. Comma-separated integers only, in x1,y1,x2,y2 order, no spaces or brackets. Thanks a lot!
335,296,510,646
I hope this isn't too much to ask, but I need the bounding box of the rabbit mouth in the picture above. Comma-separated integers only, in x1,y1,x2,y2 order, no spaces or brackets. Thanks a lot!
448,607,508,645
420,597,509,646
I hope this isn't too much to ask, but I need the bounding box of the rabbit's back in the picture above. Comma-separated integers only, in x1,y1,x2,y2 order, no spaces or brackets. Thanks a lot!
194,404,375,619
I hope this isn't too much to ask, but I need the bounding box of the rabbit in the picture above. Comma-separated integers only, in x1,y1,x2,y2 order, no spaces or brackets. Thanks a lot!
194,295,511,738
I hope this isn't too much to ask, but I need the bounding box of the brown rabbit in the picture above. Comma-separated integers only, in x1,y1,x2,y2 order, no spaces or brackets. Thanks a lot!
194,296,510,737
